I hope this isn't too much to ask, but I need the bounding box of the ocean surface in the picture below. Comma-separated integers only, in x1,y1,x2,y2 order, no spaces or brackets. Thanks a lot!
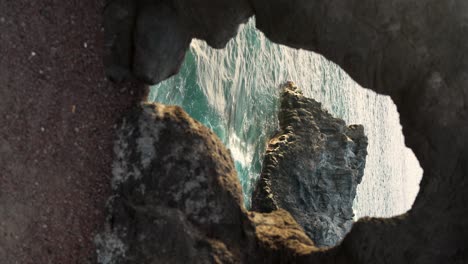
149,19,423,218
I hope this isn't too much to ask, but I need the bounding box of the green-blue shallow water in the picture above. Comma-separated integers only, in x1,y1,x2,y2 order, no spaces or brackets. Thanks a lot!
149,19,422,218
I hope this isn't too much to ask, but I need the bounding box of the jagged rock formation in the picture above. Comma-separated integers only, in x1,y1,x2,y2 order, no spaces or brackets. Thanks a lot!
96,103,325,263
103,0,468,262
96,102,246,263
3,0,467,263
0,1,147,263
252,82,367,247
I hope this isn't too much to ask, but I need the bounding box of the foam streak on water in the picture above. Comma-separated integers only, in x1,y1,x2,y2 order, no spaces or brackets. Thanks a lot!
149,19,422,218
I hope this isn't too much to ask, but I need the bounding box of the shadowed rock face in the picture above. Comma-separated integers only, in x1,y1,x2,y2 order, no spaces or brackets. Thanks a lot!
247,1,468,263
96,103,245,263
252,82,368,247
5,0,465,262
96,103,324,263
102,0,468,263
103,0,252,84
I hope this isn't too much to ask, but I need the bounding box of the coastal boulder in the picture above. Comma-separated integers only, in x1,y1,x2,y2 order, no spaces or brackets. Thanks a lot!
95,102,321,263
95,103,247,263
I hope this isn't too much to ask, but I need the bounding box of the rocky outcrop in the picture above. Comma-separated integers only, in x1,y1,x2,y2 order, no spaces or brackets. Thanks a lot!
103,0,252,84
4,0,467,263
101,0,468,262
248,1,468,263
252,82,367,247
96,103,324,263
95,102,246,263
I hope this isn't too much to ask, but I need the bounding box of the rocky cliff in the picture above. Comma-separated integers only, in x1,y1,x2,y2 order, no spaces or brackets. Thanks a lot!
2,0,465,262
103,0,468,262
252,82,367,247
95,102,246,263
96,103,326,263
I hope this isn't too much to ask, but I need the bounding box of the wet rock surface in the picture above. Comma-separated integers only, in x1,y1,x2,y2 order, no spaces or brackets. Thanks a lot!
252,82,368,247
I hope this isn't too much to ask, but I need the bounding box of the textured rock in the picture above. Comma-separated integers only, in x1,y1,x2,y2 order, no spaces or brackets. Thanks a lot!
104,0,192,84
247,209,319,262
96,103,322,263
248,1,468,263
96,102,246,263
252,82,367,247
5,0,466,263
103,0,252,84
101,0,468,262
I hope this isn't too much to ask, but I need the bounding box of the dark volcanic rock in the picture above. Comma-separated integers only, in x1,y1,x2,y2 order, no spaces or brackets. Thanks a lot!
247,2,468,262
5,0,468,263
104,0,192,84
95,103,246,263
100,0,468,263
252,82,368,247
95,103,322,263
103,0,252,84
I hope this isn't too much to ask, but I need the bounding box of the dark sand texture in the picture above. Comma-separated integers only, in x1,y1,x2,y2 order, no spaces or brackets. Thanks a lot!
0,1,144,263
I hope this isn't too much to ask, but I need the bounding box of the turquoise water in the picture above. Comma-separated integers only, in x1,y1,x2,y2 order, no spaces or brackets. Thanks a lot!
149,19,422,218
